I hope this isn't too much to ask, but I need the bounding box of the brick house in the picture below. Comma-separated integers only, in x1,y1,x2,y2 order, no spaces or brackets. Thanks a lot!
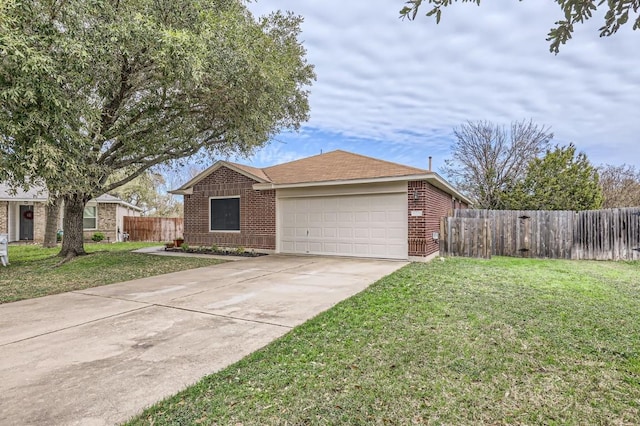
172,150,470,260
0,185,142,243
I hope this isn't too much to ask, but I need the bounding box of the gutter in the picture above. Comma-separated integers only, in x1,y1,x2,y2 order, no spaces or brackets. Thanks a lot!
252,173,473,206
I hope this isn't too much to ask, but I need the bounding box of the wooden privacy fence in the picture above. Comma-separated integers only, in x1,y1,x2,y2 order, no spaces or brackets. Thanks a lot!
123,217,184,242
440,217,492,259
441,207,640,261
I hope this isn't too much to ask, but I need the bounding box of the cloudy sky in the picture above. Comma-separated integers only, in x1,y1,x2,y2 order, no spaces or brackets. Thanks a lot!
231,1,639,174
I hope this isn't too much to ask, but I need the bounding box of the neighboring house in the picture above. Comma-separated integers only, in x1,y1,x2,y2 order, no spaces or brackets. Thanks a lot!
0,185,143,243
171,150,470,260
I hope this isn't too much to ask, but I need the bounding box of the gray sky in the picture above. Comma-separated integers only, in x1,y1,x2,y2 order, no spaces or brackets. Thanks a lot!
239,1,639,173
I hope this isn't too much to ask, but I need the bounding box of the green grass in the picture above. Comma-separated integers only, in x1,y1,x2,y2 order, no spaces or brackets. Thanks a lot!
0,242,224,304
127,257,640,425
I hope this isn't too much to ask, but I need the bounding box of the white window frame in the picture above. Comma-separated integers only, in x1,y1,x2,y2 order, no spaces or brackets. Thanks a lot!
209,196,240,233
83,204,97,230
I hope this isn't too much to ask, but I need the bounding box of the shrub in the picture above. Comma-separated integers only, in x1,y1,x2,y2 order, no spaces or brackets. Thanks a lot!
235,246,245,255
91,232,105,242
181,243,190,252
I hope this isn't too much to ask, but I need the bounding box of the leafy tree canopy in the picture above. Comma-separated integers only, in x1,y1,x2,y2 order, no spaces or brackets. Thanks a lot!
400,0,640,53
0,0,314,256
504,143,603,210
108,171,182,217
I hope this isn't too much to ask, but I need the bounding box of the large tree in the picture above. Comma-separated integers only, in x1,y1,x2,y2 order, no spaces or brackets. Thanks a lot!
599,164,640,208
109,171,183,217
441,119,553,209
504,143,603,210
400,0,640,53
0,0,314,258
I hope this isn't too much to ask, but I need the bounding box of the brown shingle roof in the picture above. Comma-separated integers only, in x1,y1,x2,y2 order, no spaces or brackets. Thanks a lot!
263,150,427,184
171,150,472,204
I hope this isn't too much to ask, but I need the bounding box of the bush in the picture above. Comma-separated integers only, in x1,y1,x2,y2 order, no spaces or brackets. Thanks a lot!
181,243,190,252
91,232,105,242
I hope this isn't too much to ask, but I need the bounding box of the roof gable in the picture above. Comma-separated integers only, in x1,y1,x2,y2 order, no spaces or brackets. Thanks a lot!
170,160,270,195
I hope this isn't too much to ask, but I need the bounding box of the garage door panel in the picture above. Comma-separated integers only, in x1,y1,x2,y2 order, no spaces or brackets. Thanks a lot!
369,244,390,255
354,228,370,239
309,227,322,238
370,211,387,222
281,241,295,251
338,212,353,222
294,241,308,252
354,243,375,254
323,243,338,253
355,212,369,223
308,242,323,252
337,243,353,254
370,229,386,239
338,228,353,238
279,193,408,259
324,212,337,223
323,227,337,238
309,213,322,224
387,211,405,221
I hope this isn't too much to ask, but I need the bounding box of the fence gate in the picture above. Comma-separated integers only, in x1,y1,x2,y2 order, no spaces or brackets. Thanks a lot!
440,217,492,259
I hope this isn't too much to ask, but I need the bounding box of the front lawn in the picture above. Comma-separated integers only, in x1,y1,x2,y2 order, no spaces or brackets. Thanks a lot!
0,243,224,304
128,257,640,425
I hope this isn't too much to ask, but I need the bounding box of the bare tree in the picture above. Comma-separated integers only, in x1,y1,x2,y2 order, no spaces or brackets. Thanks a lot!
599,164,640,208
442,120,553,209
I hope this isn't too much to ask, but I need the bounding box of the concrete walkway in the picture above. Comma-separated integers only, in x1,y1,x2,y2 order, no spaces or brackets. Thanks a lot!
0,255,407,425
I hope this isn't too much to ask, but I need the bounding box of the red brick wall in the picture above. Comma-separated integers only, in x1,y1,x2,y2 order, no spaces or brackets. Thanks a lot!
408,181,464,257
183,167,276,249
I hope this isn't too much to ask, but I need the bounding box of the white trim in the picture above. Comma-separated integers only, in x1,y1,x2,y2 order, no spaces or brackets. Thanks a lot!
277,189,406,199
209,196,241,233
254,173,472,206
254,175,424,190
95,199,143,212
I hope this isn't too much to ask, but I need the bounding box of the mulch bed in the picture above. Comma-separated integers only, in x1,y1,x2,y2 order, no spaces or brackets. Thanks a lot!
164,247,267,257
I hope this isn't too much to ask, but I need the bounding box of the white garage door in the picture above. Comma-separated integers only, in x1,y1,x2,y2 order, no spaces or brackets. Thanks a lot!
279,193,407,259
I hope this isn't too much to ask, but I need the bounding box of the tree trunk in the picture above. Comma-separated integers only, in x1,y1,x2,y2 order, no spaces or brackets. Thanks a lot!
43,196,62,248
59,193,89,258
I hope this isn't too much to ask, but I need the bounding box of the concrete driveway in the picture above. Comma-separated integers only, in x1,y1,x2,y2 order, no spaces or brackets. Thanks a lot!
0,255,406,425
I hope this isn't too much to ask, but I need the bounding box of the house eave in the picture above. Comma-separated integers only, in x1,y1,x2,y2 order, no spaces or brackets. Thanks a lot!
0,197,48,203
92,199,144,211
252,175,426,190
169,188,193,196
424,173,473,206
252,173,472,205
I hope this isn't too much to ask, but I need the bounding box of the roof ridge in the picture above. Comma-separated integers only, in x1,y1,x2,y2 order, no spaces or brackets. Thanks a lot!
262,150,331,172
